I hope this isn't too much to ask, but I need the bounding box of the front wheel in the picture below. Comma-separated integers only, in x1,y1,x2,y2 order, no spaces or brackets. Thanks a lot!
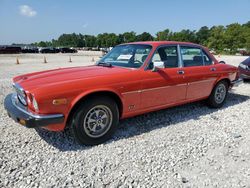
70,97,119,146
207,80,229,108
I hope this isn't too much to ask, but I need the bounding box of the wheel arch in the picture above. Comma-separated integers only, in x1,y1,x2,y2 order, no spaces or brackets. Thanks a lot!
66,90,123,128
215,77,231,87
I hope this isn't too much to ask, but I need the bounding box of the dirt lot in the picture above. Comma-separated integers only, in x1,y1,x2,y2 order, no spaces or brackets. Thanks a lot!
0,53,250,187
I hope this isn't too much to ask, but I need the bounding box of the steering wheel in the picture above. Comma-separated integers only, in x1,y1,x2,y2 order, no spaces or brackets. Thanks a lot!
134,59,143,64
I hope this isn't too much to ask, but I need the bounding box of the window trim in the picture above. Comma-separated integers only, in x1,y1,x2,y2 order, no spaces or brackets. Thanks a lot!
179,45,214,67
201,49,214,66
145,44,180,70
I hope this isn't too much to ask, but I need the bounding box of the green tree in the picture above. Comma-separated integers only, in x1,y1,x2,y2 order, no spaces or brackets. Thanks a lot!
207,26,226,53
136,32,153,41
196,26,210,45
122,32,137,43
168,29,196,42
156,29,170,41
224,23,245,53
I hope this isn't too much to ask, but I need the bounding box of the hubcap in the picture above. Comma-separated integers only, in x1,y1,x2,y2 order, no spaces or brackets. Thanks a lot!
83,105,112,138
215,84,226,104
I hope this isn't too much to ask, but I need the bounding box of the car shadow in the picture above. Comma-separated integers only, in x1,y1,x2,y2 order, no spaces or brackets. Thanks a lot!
35,92,250,151
243,79,250,84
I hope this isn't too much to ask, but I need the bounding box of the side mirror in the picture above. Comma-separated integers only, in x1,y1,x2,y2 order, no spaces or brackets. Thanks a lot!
152,61,164,72
219,61,226,64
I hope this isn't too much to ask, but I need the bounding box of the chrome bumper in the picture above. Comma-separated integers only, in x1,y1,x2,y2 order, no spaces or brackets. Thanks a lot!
231,78,243,87
4,93,64,128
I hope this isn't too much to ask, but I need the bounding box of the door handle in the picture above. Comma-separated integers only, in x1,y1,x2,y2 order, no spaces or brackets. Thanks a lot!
210,67,216,71
177,70,185,74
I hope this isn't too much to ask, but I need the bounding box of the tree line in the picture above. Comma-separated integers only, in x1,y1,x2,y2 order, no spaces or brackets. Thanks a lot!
33,21,250,54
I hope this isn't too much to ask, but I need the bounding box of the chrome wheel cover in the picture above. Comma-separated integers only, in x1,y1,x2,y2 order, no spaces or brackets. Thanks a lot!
83,105,113,138
215,84,226,104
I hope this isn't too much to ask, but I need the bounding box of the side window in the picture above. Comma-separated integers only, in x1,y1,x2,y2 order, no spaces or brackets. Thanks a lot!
181,46,203,67
202,50,213,65
152,46,179,68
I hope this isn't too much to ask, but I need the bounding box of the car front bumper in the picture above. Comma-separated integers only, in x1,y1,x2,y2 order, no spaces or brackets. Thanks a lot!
4,93,64,128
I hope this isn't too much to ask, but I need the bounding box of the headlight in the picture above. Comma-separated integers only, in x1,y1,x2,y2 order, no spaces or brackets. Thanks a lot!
31,95,39,111
13,83,27,106
239,63,248,69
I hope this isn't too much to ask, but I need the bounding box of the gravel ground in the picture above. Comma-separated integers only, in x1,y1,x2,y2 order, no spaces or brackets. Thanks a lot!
0,54,250,187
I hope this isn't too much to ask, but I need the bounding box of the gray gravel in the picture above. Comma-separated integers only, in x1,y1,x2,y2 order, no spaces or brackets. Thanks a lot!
0,54,250,187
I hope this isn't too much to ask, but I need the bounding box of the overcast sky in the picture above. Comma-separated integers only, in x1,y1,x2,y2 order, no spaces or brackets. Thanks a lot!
0,0,250,44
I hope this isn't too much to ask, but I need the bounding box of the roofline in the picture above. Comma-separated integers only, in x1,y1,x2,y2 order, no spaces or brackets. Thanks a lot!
119,41,203,47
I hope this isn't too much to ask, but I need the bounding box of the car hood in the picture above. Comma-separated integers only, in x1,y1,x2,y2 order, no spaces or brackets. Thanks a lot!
242,57,250,65
13,65,131,91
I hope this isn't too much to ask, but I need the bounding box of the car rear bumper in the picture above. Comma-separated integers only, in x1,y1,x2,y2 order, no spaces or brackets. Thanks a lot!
4,93,64,128
231,78,243,87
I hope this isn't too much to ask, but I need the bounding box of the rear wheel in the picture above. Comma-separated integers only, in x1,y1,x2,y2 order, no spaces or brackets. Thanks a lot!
207,80,229,108
70,97,119,146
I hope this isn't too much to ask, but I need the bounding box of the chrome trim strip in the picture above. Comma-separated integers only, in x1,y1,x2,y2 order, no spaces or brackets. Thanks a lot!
11,94,64,119
122,83,187,95
13,83,25,92
187,79,215,85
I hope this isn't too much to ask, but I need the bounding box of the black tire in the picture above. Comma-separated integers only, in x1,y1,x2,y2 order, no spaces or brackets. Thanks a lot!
207,80,229,108
70,96,119,146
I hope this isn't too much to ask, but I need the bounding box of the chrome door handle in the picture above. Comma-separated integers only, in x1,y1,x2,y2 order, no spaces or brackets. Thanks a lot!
177,70,185,74
210,67,216,71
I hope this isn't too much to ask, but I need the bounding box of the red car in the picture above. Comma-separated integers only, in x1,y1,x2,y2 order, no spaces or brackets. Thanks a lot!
238,57,250,80
4,41,242,145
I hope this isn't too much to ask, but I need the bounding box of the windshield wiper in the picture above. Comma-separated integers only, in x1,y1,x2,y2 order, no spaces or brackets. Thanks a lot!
97,62,112,67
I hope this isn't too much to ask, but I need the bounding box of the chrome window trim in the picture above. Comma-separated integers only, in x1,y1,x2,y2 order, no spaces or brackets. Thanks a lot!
144,44,180,70
179,44,214,67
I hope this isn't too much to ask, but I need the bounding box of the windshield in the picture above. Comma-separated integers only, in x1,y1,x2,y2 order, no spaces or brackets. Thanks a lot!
99,44,152,68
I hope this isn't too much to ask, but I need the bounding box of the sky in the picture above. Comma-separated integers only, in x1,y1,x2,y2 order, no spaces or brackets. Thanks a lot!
0,0,250,45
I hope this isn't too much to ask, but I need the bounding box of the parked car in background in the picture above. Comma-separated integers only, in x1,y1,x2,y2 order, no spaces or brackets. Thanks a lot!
39,47,59,53
0,46,21,54
238,57,250,80
59,47,77,53
239,50,250,56
21,47,39,53
4,41,242,146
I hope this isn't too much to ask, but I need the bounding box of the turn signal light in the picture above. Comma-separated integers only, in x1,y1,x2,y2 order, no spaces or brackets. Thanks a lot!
52,99,67,105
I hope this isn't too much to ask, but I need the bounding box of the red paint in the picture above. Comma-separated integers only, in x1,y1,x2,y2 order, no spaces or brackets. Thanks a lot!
13,41,238,131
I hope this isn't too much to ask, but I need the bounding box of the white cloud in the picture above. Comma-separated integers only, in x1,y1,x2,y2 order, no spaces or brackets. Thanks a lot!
19,5,37,17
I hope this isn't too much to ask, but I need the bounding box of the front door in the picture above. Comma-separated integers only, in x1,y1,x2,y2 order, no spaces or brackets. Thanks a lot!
141,45,187,109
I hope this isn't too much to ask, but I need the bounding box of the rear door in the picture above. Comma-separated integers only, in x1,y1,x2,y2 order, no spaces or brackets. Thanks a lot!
180,46,218,100
140,45,187,109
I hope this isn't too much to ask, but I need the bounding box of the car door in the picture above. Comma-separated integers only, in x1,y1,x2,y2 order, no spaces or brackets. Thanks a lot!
180,46,218,100
140,45,187,109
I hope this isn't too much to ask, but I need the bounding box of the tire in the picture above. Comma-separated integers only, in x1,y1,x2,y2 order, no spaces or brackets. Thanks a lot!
207,80,229,108
70,96,119,146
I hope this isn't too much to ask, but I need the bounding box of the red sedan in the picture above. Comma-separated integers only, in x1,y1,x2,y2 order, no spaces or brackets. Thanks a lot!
4,41,242,145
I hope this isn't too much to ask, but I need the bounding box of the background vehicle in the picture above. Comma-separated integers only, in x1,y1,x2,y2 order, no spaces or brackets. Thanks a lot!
238,57,250,80
0,46,21,54
39,47,59,53
4,41,241,146
59,47,77,53
21,47,39,53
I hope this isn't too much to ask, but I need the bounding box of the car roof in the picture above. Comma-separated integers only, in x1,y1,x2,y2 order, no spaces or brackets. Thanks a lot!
123,41,203,48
